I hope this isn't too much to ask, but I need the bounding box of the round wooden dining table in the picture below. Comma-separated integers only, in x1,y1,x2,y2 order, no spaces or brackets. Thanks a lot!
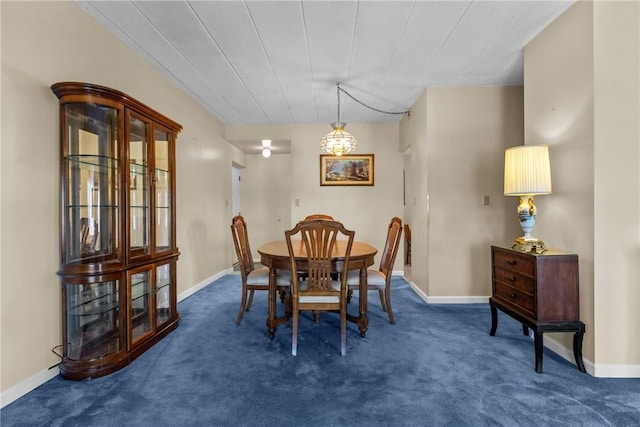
257,240,377,338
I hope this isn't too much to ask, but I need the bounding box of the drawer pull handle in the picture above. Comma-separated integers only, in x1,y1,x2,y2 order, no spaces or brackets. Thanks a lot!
509,293,517,300
507,277,516,282
506,260,516,266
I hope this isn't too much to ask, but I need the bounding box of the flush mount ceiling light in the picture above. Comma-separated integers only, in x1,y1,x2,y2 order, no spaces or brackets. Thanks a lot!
320,83,410,156
261,139,272,158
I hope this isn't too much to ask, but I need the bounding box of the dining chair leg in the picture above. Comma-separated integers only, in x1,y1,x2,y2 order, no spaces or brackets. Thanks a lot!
340,304,347,356
292,311,299,356
236,288,248,325
378,289,387,312
246,290,255,311
385,287,395,324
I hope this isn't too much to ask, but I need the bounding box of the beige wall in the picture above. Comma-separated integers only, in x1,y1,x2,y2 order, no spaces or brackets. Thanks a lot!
239,153,293,247
592,0,640,374
400,90,429,292
400,87,523,300
1,1,235,402
524,0,640,376
426,87,524,298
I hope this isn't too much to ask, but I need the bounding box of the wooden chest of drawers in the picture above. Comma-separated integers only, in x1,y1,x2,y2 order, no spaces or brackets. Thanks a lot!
489,245,586,373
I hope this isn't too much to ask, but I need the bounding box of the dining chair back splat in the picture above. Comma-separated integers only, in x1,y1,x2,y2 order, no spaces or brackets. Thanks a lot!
231,215,291,325
347,217,402,324
298,214,337,282
285,220,355,356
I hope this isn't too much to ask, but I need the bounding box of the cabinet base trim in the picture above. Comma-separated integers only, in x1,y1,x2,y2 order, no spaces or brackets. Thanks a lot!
60,317,179,381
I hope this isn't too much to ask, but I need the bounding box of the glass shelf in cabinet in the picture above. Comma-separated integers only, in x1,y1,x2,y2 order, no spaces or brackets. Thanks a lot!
68,299,120,316
66,154,118,169
129,162,148,175
67,204,119,209
156,281,171,291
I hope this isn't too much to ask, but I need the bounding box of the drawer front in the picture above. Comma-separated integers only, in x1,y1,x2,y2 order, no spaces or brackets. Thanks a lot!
494,282,535,316
494,267,535,294
493,249,534,277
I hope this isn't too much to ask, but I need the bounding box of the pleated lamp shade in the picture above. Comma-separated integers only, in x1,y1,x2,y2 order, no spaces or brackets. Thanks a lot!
504,145,552,196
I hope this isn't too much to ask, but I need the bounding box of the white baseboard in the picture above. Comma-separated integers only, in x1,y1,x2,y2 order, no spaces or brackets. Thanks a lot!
425,295,490,304
177,268,233,302
1,366,59,409
592,364,640,378
404,278,489,304
406,279,429,302
544,335,640,377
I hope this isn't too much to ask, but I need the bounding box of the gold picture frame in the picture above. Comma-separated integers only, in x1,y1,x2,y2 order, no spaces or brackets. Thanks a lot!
320,154,374,186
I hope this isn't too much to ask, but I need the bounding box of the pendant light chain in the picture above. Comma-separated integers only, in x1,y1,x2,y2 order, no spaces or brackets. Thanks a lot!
321,81,408,156
337,84,410,116
336,83,341,123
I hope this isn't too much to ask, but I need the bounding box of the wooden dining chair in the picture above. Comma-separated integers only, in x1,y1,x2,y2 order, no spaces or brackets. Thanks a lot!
285,219,355,356
302,214,335,221
347,217,402,324
231,215,291,325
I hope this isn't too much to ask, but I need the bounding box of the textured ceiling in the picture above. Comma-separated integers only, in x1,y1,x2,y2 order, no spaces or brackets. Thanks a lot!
78,0,574,153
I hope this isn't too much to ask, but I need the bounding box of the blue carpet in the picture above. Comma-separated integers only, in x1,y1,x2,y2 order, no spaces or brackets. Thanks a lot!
2,275,639,426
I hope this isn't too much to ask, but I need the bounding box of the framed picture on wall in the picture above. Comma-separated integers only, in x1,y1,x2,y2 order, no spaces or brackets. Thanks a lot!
320,154,374,186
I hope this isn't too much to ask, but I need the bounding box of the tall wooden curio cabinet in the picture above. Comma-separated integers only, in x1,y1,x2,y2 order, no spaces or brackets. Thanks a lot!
52,82,182,380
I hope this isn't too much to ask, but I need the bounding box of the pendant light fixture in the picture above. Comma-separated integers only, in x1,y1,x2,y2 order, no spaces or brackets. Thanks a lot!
320,83,357,156
320,83,410,156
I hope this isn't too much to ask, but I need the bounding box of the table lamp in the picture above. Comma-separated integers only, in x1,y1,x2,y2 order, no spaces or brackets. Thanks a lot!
504,144,552,253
